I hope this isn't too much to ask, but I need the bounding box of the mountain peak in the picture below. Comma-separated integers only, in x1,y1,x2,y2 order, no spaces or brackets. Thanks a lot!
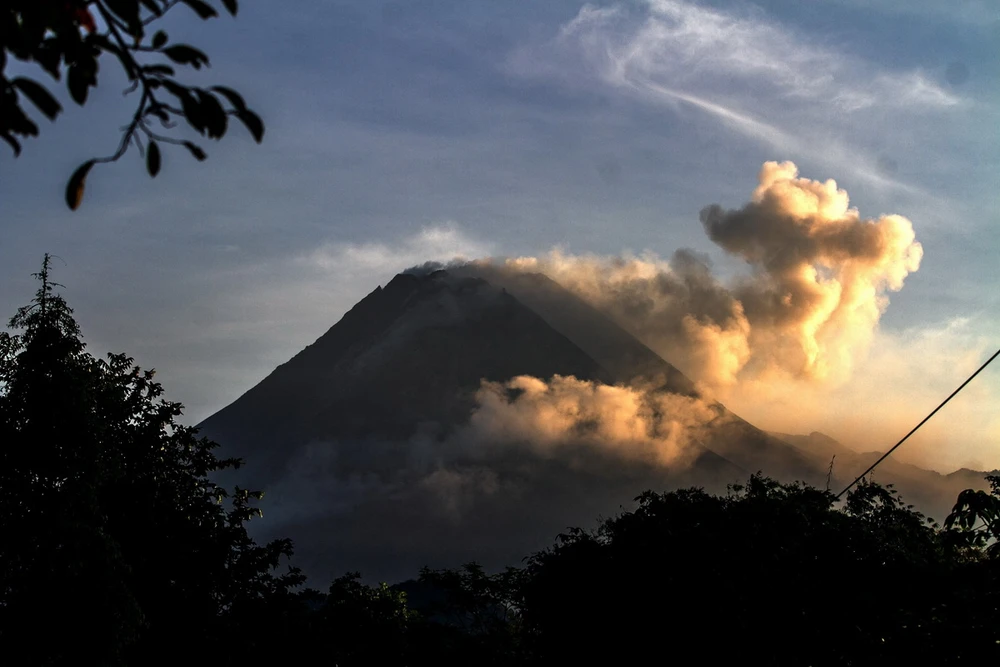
196,266,901,582
199,269,614,482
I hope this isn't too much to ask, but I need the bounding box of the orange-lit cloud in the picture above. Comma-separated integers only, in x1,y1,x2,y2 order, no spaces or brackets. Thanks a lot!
505,161,922,387
467,374,720,468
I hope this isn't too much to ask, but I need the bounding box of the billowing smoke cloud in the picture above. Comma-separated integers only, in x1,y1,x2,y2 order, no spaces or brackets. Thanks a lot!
467,374,721,467
702,161,923,381
267,375,724,527
253,373,733,584
507,249,752,387
507,161,922,386
234,163,986,587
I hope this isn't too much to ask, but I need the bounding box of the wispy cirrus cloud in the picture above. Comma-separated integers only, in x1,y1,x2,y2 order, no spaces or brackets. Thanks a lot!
534,0,961,110
508,0,964,195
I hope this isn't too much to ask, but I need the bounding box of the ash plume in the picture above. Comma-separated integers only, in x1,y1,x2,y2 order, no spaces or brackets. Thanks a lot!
504,161,922,387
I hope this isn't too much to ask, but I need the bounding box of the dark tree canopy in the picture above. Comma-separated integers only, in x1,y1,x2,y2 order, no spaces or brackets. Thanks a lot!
1,1,262,209
280,476,1000,666
0,258,998,665
0,256,301,665
518,476,1000,665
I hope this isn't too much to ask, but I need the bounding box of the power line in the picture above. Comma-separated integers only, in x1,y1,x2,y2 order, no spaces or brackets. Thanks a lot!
835,346,1000,500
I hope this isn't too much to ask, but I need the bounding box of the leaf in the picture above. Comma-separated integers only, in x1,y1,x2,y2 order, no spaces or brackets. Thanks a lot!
237,109,264,143
163,44,210,69
9,109,39,137
147,103,170,122
146,141,161,177
34,40,62,79
197,90,228,138
12,78,62,121
221,0,238,15
182,141,207,161
210,85,246,112
68,65,90,105
1,132,22,157
105,0,145,38
152,30,168,49
179,92,206,134
66,160,96,210
181,0,218,19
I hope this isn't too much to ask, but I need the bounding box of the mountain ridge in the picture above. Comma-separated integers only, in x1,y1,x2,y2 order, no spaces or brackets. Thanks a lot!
197,267,993,582
200,270,618,483
772,430,995,519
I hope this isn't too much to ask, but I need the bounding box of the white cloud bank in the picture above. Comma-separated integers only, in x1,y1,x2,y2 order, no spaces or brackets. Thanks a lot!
305,222,492,274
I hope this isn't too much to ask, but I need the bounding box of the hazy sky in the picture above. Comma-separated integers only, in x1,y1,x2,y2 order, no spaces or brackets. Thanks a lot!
2,0,998,470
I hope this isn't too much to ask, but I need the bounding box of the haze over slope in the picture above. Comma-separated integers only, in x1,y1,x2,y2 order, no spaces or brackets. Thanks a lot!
198,264,988,584
773,431,997,521
200,268,818,582
198,160,993,583
203,271,611,485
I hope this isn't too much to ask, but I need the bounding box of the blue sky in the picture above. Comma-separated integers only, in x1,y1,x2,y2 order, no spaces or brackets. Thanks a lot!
1,0,998,470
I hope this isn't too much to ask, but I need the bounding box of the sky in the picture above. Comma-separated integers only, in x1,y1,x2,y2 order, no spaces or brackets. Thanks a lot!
1,0,998,472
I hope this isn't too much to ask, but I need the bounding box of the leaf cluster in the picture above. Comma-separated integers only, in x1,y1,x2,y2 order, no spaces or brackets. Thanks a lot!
1,1,262,209
944,474,1000,557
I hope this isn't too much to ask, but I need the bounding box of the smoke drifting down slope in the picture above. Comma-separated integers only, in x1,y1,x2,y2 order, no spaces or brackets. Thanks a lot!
467,374,721,467
201,267,761,582
502,161,922,387
201,160,945,583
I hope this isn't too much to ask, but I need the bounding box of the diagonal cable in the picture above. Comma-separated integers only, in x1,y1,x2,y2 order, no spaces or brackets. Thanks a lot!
835,347,1000,499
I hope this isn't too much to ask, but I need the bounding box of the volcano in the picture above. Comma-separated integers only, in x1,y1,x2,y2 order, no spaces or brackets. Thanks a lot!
198,266,989,583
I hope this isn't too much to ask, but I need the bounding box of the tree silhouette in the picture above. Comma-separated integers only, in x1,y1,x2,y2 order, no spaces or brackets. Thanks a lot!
517,475,1000,665
309,573,413,666
0,256,301,665
408,564,527,666
2,258,997,665
946,474,1000,558
2,1,263,209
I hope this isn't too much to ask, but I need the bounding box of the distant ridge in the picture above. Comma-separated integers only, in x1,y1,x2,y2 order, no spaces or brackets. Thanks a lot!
772,431,996,520
196,268,990,582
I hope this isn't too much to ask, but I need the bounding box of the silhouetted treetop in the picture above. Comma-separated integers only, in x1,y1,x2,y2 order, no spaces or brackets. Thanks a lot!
0,256,301,665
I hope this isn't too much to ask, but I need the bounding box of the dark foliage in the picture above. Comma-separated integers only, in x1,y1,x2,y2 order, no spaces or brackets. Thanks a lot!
275,476,1000,666
1,259,997,665
1,1,262,209
519,476,1000,665
0,256,301,665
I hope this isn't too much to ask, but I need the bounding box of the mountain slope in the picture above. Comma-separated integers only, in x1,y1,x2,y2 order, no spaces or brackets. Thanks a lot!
774,431,997,521
197,267,977,582
198,269,773,581
454,264,824,484
451,265,696,393
200,271,618,483
200,268,814,490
